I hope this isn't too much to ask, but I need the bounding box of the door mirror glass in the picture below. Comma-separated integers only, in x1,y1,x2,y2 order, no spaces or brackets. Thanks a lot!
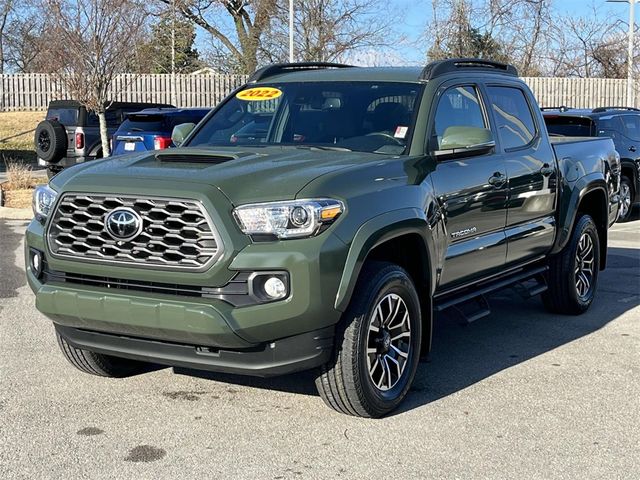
171,123,196,147
433,126,495,159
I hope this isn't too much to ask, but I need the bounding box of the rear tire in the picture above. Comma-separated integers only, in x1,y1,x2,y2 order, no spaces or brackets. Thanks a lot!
315,262,422,417
542,214,600,315
618,175,634,222
56,332,147,377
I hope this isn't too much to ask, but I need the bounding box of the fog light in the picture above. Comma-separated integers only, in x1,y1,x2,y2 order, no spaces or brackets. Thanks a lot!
264,276,287,299
30,249,43,278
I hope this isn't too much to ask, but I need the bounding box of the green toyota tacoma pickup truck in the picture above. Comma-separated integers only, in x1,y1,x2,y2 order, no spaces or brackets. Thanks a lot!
26,59,620,417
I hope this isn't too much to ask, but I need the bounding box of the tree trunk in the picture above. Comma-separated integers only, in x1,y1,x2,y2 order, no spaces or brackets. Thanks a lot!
98,111,110,158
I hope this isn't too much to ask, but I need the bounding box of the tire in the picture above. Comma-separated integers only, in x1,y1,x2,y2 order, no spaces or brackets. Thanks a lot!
618,175,634,222
34,120,67,163
315,262,422,418
56,332,147,378
542,214,600,315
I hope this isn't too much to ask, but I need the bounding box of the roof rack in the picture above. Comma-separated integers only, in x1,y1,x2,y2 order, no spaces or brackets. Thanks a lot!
420,58,518,81
591,106,640,113
541,106,572,112
248,62,355,83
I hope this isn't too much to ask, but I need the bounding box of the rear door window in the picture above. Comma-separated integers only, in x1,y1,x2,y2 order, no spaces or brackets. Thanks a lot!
487,86,537,150
620,114,640,141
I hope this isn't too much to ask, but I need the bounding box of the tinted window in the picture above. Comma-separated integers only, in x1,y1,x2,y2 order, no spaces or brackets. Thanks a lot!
119,115,164,132
46,108,78,126
544,116,595,137
487,86,536,149
620,114,640,141
188,82,422,154
432,86,488,150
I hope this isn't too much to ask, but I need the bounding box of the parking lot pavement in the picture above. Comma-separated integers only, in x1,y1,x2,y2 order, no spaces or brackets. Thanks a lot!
1,219,638,480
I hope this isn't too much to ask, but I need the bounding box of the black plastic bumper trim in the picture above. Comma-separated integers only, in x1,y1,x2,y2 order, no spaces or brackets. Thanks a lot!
55,324,335,377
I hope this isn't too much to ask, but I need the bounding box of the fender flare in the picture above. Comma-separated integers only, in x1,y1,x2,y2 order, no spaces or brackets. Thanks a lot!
552,174,608,255
334,208,437,313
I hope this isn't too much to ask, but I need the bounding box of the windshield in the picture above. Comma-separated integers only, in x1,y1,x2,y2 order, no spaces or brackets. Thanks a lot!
187,82,422,154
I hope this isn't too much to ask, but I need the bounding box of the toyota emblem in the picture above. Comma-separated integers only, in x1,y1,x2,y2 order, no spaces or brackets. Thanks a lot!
104,208,143,242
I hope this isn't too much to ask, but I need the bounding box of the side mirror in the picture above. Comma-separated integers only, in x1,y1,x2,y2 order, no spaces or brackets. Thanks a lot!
171,123,196,147
433,126,496,160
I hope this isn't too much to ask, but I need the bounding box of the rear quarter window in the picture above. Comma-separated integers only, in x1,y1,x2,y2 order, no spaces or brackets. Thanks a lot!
46,108,78,126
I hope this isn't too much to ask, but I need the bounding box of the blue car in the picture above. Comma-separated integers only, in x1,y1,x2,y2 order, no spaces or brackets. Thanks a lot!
111,108,210,156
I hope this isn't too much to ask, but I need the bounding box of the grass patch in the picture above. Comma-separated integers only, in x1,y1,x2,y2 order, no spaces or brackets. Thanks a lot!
0,111,44,164
1,157,46,208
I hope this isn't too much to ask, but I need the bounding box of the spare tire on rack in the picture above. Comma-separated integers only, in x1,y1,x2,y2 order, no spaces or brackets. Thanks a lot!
34,120,67,163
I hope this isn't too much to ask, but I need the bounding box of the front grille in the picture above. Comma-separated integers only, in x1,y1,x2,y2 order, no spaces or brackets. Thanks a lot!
47,193,221,270
42,263,254,307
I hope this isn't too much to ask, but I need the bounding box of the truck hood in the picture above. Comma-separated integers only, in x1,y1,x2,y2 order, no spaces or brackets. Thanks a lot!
51,146,394,205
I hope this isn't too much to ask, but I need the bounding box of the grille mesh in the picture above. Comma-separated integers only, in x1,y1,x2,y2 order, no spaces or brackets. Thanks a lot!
47,194,220,269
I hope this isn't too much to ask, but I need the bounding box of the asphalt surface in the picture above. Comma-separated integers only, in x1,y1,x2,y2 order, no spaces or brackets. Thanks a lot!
1,217,638,479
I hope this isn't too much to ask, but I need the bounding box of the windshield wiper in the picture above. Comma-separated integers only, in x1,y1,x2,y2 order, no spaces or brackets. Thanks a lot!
295,145,352,152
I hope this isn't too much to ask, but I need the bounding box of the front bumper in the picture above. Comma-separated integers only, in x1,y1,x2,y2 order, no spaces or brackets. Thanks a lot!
26,209,348,375
55,324,334,377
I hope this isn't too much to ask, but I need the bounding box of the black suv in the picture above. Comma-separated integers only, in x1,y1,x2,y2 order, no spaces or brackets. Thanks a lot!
34,100,173,178
543,106,639,221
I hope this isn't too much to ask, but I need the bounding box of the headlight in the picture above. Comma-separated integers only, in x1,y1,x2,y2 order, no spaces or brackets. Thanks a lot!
32,185,58,220
234,199,344,239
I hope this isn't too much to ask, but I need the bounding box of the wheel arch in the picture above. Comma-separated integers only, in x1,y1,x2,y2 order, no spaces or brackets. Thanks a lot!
335,209,437,353
553,178,608,270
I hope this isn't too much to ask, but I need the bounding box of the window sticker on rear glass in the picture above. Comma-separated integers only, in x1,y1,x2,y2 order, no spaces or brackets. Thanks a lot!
394,126,409,139
236,87,283,101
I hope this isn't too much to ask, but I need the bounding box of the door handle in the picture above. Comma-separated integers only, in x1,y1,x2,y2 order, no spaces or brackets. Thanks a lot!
488,172,506,188
630,146,636,152
540,163,555,177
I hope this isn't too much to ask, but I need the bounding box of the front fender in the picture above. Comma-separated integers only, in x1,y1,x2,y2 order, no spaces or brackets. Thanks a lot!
334,208,437,312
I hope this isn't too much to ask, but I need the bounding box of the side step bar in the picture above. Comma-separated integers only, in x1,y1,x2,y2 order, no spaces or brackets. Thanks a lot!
434,265,548,321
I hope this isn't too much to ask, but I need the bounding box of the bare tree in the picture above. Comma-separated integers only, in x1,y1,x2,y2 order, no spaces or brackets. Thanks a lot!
159,0,277,74
44,0,148,156
0,0,13,73
258,0,395,64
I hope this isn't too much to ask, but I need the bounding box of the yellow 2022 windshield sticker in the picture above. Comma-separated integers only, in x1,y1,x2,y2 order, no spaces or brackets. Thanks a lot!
236,87,283,101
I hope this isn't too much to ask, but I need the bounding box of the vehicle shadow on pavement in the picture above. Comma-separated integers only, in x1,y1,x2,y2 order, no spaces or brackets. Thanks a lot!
176,246,640,412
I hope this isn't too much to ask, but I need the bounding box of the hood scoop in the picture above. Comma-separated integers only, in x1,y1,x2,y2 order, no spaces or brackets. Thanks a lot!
155,149,256,164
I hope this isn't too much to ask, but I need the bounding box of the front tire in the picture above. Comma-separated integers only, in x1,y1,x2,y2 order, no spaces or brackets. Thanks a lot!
542,214,600,315
315,262,422,417
56,332,147,377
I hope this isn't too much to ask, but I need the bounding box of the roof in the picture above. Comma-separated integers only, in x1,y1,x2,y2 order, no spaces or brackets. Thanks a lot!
542,107,640,118
250,59,519,84
47,100,175,110
257,66,425,84
127,107,210,116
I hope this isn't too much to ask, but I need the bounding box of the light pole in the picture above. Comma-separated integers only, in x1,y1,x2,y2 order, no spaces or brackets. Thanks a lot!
608,0,638,106
289,0,294,62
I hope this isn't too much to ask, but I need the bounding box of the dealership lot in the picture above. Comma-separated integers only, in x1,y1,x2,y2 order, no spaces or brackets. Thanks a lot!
1,218,638,479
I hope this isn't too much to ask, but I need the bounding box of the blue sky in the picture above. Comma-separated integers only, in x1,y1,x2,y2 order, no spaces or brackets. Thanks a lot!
194,0,637,67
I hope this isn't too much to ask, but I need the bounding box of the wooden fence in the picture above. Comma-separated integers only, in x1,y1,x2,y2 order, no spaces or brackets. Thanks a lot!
1,73,639,112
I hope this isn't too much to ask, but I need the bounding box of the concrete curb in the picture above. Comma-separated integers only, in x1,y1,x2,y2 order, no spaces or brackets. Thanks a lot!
0,207,32,220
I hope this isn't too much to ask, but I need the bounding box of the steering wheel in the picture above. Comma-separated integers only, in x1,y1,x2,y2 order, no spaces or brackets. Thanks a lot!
365,132,404,145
